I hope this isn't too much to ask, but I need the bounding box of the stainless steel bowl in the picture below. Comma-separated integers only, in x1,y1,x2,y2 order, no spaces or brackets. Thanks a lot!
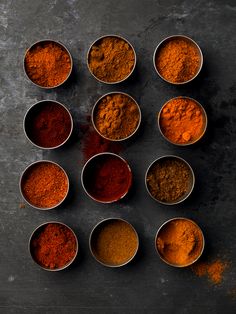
81,152,132,204
19,160,69,210
155,217,205,267
89,217,139,267
87,34,137,84
91,91,141,141
153,35,203,85
29,221,78,271
145,155,195,205
157,96,207,146
23,100,73,150
23,39,73,89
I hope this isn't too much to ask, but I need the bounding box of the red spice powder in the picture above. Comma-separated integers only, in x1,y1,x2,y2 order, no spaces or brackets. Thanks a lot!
27,102,72,148
83,154,132,202
81,126,123,161
31,223,77,269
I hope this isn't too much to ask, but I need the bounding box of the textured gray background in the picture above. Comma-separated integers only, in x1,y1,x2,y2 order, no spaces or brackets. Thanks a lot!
0,0,236,313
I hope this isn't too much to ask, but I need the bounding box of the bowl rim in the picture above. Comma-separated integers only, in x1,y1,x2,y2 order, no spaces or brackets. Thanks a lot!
81,152,132,204
23,99,74,150
155,217,205,267
91,91,142,142
153,34,203,85
87,34,137,84
157,96,208,146
23,39,73,89
19,160,69,210
28,221,79,271
89,217,139,267
145,155,195,205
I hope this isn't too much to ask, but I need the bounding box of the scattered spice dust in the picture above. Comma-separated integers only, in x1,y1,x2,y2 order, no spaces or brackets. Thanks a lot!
81,123,123,162
191,259,229,284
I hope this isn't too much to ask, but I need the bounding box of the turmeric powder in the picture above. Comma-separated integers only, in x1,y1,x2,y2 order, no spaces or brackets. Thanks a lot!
159,97,206,144
155,38,201,83
191,260,228,284
156,218,204,266
93,93,140,140
88,36,135,83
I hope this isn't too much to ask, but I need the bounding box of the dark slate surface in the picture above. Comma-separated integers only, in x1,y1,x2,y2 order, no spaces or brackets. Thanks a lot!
0,0,236,313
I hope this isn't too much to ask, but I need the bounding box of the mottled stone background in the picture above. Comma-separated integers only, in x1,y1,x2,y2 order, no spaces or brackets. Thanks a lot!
0,0,235,313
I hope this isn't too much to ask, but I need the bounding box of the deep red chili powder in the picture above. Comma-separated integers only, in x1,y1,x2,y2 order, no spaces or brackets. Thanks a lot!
26,101,72,148
31,223,77,270
84,154,132,202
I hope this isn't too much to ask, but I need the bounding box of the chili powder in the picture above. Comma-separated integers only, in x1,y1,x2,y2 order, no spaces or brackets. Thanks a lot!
31,223,77,270
21,162,68,208
25,101,72,148
83,154,132,202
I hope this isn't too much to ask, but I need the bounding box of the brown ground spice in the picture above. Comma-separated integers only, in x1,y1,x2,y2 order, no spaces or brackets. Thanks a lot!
94,93,140,140
22,162,68,208
88,36,135,82
191,260,228,284
157,219,203,266
156,38,200,83
146,158,192,203
92,220,138,265
25,42,71,87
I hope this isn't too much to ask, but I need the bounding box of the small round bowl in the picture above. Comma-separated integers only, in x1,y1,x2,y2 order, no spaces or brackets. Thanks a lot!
153,35,203,84
145,155,195,205
89,218,139,267
81,152,132,203
29,221,78,271
23,39,73,89
23,100,73,149
155,217,205,267
158,96,207,146
91,91,142,141
19,160,69,210
87,34,136,84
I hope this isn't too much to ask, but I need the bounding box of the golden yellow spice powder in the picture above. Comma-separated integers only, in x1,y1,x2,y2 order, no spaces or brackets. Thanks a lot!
94,93,140,140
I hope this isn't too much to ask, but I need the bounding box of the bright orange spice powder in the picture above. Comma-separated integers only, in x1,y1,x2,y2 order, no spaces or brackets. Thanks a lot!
159,97,205,144
191,260,228,284
156,38,200,83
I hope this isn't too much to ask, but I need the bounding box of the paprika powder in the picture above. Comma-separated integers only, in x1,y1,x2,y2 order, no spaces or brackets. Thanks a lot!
25,101,72,148
24,40,72,88
21,161,69,209
93,93,141,140
82,153,132,203
88,35,136,83
30,222,77,270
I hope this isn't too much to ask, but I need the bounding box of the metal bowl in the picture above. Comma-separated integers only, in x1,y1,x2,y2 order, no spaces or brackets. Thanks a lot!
91,91,141,141
23,100,73,150
23,39,73,89
153,35,203,85
29,221,78,271
157,96,208,146
155,217,205,267
145,155,195,205
81,152,132,204
89,217,139,267
19,160,69,210
87,34,137,84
